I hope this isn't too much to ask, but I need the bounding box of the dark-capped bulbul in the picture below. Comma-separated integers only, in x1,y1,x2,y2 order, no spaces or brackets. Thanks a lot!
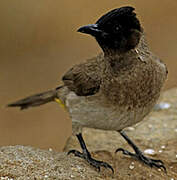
8,6,167,173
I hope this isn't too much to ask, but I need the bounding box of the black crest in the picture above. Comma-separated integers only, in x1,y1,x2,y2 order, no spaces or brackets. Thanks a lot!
96,6,141,32
78,6,142,52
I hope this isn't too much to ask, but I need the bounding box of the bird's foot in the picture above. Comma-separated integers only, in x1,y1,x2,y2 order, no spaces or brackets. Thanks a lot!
67,133,114,173
116,131,166,173
115,148,166,172
68,149,114,173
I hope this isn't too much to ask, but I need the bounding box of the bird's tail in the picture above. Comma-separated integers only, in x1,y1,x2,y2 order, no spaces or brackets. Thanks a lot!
7,86,64,110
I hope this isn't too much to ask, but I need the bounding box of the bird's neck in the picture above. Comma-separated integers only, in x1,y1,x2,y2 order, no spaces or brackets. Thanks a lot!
103,48,125,57
103,33,150,62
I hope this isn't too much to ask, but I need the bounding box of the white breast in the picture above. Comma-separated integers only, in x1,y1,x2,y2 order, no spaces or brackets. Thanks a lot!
64,91,151,134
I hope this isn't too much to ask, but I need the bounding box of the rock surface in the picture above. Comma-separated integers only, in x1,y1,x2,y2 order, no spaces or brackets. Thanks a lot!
0,88,177,179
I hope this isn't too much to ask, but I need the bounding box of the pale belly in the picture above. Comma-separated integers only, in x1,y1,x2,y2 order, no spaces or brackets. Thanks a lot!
64,91,152,133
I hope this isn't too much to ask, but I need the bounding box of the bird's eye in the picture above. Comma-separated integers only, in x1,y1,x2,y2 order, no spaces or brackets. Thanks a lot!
115,26,119,31
113,24,122,33
113,25,121,33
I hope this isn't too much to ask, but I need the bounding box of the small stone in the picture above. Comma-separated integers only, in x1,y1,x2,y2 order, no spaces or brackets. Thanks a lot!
154,102,171,110
144,149,155,155
148,124,153,128
48,148,53,152
129,162,135,170
127,127,135,131
161,145,165,149
129,164,134,170
159,150,163,153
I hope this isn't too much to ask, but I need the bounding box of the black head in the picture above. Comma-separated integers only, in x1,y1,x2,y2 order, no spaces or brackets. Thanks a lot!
78,6,142,53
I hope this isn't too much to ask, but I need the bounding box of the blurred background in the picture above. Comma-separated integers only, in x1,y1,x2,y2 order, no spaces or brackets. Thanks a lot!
0,0,177,151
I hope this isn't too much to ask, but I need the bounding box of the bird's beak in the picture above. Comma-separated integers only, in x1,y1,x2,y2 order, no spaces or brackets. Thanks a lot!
77,24,101,36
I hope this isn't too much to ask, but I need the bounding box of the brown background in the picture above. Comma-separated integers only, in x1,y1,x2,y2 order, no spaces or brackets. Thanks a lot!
0,0,177,151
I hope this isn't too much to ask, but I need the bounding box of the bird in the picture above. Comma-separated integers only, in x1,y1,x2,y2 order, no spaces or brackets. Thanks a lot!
8,6,167,173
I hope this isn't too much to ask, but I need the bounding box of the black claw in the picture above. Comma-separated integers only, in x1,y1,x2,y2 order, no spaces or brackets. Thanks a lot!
149,158,164,165
115,148,137,159
158,165,167,173
115,148,124,154
149,161,166,173
116,131,167,173
67,149,83,158
144,157,167,173
67,149,76,155
100,161,114,173
68,149,114,173
67,133,114,173
115,147,167,172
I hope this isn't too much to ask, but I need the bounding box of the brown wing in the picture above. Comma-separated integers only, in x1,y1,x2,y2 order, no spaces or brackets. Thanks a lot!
62,56,103,96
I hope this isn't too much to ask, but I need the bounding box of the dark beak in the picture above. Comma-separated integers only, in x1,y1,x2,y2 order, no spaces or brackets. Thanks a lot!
77,24,101,36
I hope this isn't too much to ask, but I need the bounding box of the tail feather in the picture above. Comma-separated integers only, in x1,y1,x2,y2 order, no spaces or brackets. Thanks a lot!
7,86,63,110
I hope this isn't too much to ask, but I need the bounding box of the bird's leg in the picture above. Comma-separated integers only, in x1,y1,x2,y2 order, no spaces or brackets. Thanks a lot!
68,133,114,173
115,131,166,172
